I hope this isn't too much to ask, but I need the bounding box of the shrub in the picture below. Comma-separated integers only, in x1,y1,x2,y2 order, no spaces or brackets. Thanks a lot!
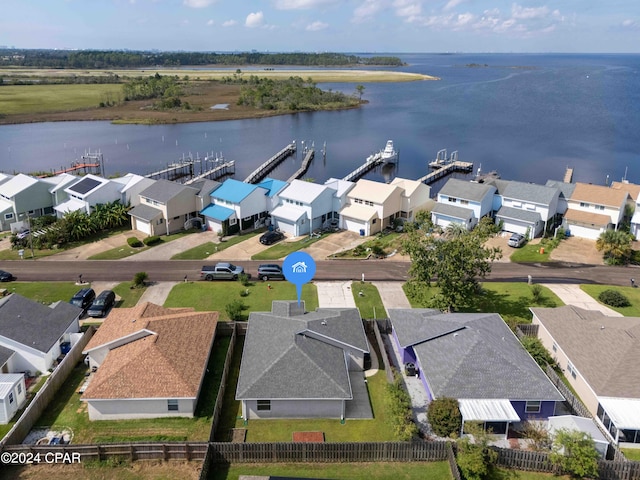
238,273,251,286
598,289,631,307
370,244,385,257
521,336,556,368
530,284,544,303
385,371,419,441
427,397,462,438
456,422,498,480
239,289,249,297
225,299,247,321
550,429,599,479
143,235,161,246
127,237,143,248
133,271,148,287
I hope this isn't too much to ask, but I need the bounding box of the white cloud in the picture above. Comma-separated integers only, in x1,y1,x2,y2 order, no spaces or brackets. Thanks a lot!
246,11,265,28
306,20,328,31
274,0,339,9
511,4,550,20
206,19,214,26
621,18,640,30
222,20,237,27
352,0,386,24
183,0,217,8
393,0,421,18
443,0,466,12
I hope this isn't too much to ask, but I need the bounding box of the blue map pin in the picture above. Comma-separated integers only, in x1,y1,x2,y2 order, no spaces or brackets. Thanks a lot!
283,251,316,306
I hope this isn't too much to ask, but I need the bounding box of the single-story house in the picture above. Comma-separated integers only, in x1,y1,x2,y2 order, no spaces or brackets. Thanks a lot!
82,302,218,421
236,301,370,420
0,373,27,424
390,309,564,438
532,305,640,447
0,294,82,375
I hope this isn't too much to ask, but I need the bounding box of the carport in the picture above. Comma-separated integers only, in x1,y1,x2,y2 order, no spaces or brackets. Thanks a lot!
459,398,520,439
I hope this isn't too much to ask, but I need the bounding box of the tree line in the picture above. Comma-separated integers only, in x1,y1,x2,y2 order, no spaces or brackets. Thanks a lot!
0,49,404,68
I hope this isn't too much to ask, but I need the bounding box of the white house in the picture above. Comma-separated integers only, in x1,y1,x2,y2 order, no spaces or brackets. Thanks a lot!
324,178,355,225
255,178,288,211
0,174,56,231
563,183,630,240
431,178,496,230
111,174,156,207
53,174,124,217
0,373,27,424
339,179,403,236
610,181,640,241
82,302,218,421
270,180,335,237
0,294,81,375
389,177,433,222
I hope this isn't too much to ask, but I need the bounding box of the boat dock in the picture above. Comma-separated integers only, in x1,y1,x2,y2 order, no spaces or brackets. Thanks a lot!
145,153,236,183
418,161,474,185
287,148,315,182
145,155,196,182
244,142,297,184
429,149,459,168
43,151,104,177
341,141,398,182
185,159,236,185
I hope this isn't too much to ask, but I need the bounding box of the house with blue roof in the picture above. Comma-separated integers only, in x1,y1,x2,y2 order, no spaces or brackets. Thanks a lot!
255,178,288,211
200,178,270,235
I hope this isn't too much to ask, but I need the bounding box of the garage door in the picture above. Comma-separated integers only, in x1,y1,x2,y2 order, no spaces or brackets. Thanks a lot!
344,217,367,236
136,219,152,236
567,224,601,240
498,218,529,237
274,218,296,236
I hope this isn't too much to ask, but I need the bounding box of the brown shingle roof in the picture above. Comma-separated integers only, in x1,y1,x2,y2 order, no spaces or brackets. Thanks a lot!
611,181,640,200
531,305,640,398
564,208,611,227
82,304,217,400
570,183,630,208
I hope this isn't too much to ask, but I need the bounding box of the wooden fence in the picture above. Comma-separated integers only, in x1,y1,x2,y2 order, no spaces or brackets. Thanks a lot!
209,323,237,442
370,319,395,383
446,442,462,480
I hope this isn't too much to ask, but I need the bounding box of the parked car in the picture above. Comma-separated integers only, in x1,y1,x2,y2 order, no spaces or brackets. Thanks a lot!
87,290,116,318
200,263,249,281
257,264,285,281
0,270,14,282
259,230,285,245
70,288,96,313
507,233,526,248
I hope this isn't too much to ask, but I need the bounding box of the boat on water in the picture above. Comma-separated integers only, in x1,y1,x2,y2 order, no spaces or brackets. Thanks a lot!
380,140,398,163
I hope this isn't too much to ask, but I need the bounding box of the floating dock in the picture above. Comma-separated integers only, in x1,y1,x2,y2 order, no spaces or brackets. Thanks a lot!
429,149,459,168
287,148,315,182
244,142,297,184
418,161,474,185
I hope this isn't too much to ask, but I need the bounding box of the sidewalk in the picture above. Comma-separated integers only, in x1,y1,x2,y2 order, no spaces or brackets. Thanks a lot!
542,283,623,317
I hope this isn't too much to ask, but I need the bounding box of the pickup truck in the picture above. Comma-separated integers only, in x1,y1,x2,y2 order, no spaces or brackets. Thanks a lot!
200,262,249,281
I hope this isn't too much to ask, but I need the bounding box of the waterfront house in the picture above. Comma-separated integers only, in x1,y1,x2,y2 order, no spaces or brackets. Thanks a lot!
0,373,27,424
389,177,433,223
0,293,81,375
236,301,370,420
545,180,577,217
489,179,560,238
389,309,564,438
0,174,55,232
255,178,288,212
270,180,335,236
532,305,640,447
129,179,200,236
53,174,123,217
431,178,496,231
562,182,630,240
339,179,403,236
610,181,640,241
200,178,269,235
82,302,217,421
111,173,156,208
323,178,355,227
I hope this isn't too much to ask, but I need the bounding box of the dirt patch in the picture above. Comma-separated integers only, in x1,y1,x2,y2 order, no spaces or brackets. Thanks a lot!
483,232,525,263
549,236,604,265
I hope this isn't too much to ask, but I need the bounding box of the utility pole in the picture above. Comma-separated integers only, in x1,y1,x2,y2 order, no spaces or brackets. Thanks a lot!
26,211,34,259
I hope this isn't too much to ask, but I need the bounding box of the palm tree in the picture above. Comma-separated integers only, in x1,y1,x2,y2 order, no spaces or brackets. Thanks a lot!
596,229,633,265
355,84,365,101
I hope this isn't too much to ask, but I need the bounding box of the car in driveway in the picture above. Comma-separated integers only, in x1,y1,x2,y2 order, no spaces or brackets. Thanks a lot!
507,233,526,248
257,264,285,281
87,290,116,318
70,288,96,313
259,230,285,245
0,270,14,282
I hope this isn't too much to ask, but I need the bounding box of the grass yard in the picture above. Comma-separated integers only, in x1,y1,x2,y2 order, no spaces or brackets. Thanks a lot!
580,284,640,316
171,231,261,260
112,282,148,308
0,84,123,115
164,281,318,320
333,232,404,259
210,461,453,480
352,281,387,319
509,242,553,262
404,282,563,327
89,230,198,260
251,233,329,260
622,448,640,461
33,336,231,443
4,282,80,304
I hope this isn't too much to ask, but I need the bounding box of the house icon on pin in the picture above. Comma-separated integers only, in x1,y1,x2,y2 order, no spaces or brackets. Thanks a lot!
291,261,307,273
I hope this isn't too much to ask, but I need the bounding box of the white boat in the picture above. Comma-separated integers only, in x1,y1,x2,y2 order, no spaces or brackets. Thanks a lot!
380,140,398,163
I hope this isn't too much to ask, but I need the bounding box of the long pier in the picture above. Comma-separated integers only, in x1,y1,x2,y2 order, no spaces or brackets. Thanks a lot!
342,155,384,182
44,151,104,177
145,159,195,182
287,149,315,182
244,143,297,184
185,160,235,185
418,161,474,185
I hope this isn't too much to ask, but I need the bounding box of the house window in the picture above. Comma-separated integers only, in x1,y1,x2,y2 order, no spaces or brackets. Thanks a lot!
9,392,14,404
17,383,22,394
552,343,557,352
567,361,577,379
595,205,605,211
372,218,377,224
525,401,541,413
229,217,237,226
257,400,271,411
44,206,54,215
460,200,469,206
447,196,457,203
4,213,13,220
580,202,590,208
173,216,180,220
157,218,164,225
167,399,179,411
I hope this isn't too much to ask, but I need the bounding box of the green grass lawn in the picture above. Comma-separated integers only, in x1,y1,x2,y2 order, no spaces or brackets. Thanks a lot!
333,232,404,259
622,448,640,461
211,461,453,480
4,282,80,304
352,281,387,319
89,230,198,260
580,285,640,316
251,233,329,260
404,282,563,327
172,231,261,260
509,242,553,262
164,281,318,320
34,336,231,443
112,282,148,308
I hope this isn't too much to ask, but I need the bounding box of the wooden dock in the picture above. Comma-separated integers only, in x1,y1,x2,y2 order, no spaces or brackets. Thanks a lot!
244,143,297,184
185,160,235,185
287,149,314,182
145,159,195,182
563,167,574,183
44,151,104,177
342,156,384,182
418,161,473,185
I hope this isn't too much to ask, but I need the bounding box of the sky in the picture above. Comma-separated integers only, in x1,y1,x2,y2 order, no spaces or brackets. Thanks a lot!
1,0,639,53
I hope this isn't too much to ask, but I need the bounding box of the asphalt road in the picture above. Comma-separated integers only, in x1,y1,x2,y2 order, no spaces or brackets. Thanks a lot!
0,259,636,286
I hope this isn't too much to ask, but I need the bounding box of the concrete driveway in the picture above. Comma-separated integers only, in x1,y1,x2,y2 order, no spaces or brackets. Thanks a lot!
206,233,270,261
301,230,367,259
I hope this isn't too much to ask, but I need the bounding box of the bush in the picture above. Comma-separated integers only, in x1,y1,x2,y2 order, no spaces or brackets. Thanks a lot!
530,284,544,303
550,429,599,479
598,289,631,307
133,271,148,287
521,336,556,368
143,235,161,246
225,299,247,321
238,273,251,286
427,397,462,438
127,237,143,248
385,371,419,441
239,289,249,297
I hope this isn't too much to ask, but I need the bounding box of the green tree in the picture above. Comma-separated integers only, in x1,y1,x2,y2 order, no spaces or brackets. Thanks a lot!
550,429,599,479
456,422,499,480
225,299,247,321
402,226,501,312
427,397,462,437
595,229,634,265
521,336,556,368
355,84,365,100
133,271,148,287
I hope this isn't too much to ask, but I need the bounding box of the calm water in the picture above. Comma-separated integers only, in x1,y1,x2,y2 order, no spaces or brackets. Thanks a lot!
1,53,639,188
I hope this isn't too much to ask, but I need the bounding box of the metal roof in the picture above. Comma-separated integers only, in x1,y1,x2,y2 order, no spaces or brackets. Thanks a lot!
1,174,39,198
255,178,288,197
54,197,86,214
598,397,640,430
200,203,235,221
0,374,24,398
280,179,330,203
459,398,520,422
547,415,609,445
270,204,307,222
212,179,262,204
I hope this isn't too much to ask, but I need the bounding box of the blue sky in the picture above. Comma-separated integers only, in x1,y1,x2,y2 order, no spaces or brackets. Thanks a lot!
1,0,639,53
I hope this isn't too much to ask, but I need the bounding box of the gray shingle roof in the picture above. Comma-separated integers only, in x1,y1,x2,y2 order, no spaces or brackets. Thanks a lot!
139,179,198,203
545,180,576,200
236,301,368,400
500,181,559,205
191,179,221,197
495,206,542,224
432,202,474,221
0,345,14,366
439,178,496,203
128,203,162,221
389,309,563,401
0,294,81,353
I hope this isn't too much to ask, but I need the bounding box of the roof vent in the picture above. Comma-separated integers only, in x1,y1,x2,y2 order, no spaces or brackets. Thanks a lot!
321,321,327,326
132,318,136,323
453,333,459,337
601,325,605,330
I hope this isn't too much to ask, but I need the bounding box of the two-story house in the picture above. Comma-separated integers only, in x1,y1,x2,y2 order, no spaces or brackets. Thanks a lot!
323,178,355,227
431,178,496,230
610,181,640,241
53,174,123,217
339,179,403,236
0,174,56,231
389,177,433,222
270,180,335,237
